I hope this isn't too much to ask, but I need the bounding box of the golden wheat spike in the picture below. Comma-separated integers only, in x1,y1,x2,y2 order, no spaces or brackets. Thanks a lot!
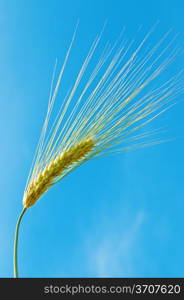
23,27,183,210
23,138,94,208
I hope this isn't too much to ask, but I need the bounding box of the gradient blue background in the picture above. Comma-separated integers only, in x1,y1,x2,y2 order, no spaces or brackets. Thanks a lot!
0,0,184,278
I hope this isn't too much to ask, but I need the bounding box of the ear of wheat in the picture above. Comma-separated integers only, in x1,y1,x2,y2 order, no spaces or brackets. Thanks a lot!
14,26,184,277
24,138,94,207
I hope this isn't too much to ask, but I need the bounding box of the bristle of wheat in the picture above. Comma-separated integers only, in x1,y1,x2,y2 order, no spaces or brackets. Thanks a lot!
23,138,94,208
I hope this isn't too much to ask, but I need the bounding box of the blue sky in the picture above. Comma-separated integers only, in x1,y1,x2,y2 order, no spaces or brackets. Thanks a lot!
0,0,184,278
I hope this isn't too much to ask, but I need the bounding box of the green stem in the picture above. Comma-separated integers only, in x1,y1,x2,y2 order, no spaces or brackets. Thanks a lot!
13,207,27,278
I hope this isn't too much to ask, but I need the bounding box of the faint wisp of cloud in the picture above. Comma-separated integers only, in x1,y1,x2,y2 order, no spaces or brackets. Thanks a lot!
87,211,145,277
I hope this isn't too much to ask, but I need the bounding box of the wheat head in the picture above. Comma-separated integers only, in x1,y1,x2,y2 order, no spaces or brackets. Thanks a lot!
23,138,94,207
22,26,184,208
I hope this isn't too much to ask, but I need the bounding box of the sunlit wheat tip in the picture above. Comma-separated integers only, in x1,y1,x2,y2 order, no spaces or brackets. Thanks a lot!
23,138,94,207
